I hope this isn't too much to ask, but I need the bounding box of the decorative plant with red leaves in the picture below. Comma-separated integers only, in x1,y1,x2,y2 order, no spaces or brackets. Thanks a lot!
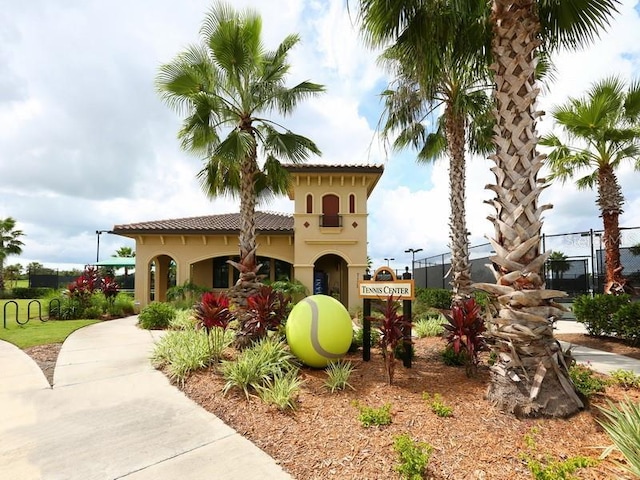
195,291,235,361
239,285,291,345
101,276,120,304
67,266,100,309
369,295,411,384
443,298,487,376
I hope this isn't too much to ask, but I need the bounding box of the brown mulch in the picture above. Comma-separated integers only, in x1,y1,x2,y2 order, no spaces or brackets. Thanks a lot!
23,336,640,479
24,343,62,386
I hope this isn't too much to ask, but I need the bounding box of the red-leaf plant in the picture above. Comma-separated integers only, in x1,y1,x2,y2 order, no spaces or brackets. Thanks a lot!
195,291,235,361
101,277,120,304
443,297,487,377
67,266,100,310
368,295,412,385
240,285,291,344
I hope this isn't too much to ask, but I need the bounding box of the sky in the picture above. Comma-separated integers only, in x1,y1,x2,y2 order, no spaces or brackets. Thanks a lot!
1,0,640,276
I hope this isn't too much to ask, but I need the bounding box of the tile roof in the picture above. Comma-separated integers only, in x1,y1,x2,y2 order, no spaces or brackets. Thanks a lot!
283,163,384,174
112,211,293,235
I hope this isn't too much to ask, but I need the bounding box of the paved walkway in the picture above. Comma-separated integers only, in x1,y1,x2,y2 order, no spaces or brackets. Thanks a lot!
0,316,292,480
1,317,639,480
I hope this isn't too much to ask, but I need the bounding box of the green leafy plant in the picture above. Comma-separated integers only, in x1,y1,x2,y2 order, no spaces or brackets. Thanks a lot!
609,369,640,389
350,325,381,351
612,301,640,346
521,427,598,479
413,315,445,338
393,433,433,480
598,398,640,478
255,369,304,410
170,308,197,330
369,295,411,384
423,392,453,417
569,363,608,398
238,286,291,344
572,294,630,337
324,360,355,393
443,297,487,376
353,401,392,427
415,288,452,309
440,345,467,366
194,291,235,362
221,337,296,400
138,302,177,330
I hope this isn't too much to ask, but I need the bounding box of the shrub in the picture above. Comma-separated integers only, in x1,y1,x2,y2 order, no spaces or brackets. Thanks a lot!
350,325,381,351
11,287,54,299
569,363,608,398
167,281,208,309
598,398,640,478
443,298,487,376
423,392,453,418
612,301,640,345
324,360,355,393
572,294,630,337
110,292,135,317
255,369,304,411
393,433,433,480
195,292,235,362
609,369,640,389
413,315,445,338
353,401,392,427
370,295,412,384
138,302,176,330
170,308,197,330
237,286,291,344
221,337,296,399
415,288,452,310
440,346,467,366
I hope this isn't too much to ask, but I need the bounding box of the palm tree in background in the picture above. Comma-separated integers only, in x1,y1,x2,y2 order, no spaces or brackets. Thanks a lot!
156,2,324,337
547,251,571,281
377,24,493,300
541,76,640,295
114,246,135,258
357,0,619,416
0,217,25,292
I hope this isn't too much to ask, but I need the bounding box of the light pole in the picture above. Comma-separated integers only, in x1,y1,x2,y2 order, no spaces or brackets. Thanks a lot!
384,257,395,267
404,248,423,278
96,230,110,262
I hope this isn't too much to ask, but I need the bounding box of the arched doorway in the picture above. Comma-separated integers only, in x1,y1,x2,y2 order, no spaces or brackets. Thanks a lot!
313,254,348,305
148,255,177,303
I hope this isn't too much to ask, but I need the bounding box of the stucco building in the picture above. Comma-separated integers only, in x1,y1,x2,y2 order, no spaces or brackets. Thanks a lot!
112,164,383,311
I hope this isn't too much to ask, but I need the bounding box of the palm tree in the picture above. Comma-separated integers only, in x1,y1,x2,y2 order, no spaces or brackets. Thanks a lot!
156,2,324,330
547,251,571,281
540,77,640,295
378,43,493,300
356,0,619,416
113,246,135,258
0,217,25,292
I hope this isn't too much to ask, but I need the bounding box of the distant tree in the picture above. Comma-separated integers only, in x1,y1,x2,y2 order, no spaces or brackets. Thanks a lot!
0,217,25,292
630,243,640,256
547,251,571,280
27,261,43,273
5,263,23,289
113,246,135,258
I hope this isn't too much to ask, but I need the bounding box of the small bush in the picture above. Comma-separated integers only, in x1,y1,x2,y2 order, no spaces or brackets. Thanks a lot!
255,369,304,411
351,325,381,351
415,288,452,310
393,433,433,480
569,363,608,398
353,401,392,427
324,360,355,393
612,302,640,345
423,392,453,418
170,308,197,330
11,287,54,299
598,398,640,478
572,294,629,337
138,302,176,330
413,315,445,338
440,345,467,366
609,369,640,389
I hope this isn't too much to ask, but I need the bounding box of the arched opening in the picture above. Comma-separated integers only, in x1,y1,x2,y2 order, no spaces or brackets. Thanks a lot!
313,253,348,306
148,254,177,303
349,193,355,213
306,193,313,214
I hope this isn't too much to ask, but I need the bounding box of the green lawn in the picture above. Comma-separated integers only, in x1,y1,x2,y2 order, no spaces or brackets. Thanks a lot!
1,298,51,325
1,299,99,348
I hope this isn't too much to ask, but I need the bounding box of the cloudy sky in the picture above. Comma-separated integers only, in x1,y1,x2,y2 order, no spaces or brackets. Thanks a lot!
2,0,640,275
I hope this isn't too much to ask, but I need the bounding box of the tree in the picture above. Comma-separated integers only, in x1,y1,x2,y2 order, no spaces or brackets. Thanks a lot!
547,251,571,280
540,76,640,295
0,217,25,292
356,0,619,416
113,246,135,258
4,263,23,289
156,2,324,344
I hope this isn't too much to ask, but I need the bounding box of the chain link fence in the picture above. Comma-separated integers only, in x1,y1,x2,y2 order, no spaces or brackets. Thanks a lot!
414,227,640,297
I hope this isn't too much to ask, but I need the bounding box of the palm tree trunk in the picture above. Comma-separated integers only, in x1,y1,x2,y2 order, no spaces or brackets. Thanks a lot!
474,0,583,417
445,105,472,300
597,166,626,293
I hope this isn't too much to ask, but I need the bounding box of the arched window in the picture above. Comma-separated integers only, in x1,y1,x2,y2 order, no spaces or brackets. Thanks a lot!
306,194,313,214
349,194,355,214
321,194,340,227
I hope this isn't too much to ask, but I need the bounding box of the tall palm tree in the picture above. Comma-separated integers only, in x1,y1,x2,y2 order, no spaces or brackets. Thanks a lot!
156,2,324,320
113,246,135,258
378,43,493,300
357,0,619,416
0,217,25,292
541,77,640,295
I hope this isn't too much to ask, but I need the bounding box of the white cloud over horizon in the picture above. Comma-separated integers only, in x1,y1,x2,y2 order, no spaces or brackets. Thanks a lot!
1,0,639,275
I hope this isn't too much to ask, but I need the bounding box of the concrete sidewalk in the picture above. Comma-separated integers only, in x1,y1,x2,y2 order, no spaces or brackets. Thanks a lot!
0,316,293,480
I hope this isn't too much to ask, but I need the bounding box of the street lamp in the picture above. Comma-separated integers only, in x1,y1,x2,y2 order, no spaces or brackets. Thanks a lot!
96,230,110,262
404,248,423,277
384,257,395,267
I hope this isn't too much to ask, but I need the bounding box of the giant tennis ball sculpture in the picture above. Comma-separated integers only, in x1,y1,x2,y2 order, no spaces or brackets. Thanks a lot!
285,294,353,368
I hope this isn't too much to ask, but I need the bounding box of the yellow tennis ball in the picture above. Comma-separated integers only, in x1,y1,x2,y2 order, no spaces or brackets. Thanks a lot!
285,294,353,368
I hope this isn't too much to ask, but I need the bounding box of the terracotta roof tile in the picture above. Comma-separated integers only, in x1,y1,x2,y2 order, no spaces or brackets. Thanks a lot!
113,211,293,235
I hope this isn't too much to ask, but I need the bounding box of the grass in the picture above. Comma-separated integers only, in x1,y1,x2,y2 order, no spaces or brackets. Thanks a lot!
0,318,100,348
